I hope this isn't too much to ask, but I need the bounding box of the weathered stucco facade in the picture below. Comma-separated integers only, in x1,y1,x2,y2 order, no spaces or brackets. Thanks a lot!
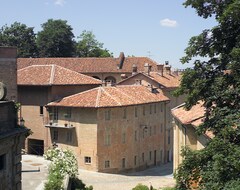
171,103,210,171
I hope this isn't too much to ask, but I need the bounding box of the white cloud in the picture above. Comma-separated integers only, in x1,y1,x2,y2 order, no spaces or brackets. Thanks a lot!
54,0,66,6
160,18,178,27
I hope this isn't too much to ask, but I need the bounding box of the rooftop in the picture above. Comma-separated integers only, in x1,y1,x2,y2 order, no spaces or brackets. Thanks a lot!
17,57,159,73
171,102,214,138
18,64,102,86
47,85,169,108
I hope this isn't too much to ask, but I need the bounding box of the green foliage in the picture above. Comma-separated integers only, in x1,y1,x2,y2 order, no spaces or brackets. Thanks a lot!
76,30,112,57
132,183,156,190
161,188,176,190
44,148,78,178
44,164,64,190
0,22,38,57
174,0,240,189
37,19,75,57
71,178,93,190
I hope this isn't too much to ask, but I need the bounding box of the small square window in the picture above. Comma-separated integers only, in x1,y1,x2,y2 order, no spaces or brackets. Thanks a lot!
105,110,111,120
84,156,91,164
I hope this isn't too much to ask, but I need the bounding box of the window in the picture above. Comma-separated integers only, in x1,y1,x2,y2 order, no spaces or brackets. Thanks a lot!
105,110,111,120
66,131,72,142
53,107,58,121
135,130,137,141
143,106,145,116
149,126,152,136
84,156,91,164
154,104,157,113
64,108,71,118
149,151,152,161
105,160,110,168
135,79,142,85
123,108,127,119
134,156,137,166
142,153,145,162
135,107,138,117
40,106,43,115
104,133,111,146
150,105,152,114
53,130,58,140
122,158,126,168
0,154,6,170
122,132,126,143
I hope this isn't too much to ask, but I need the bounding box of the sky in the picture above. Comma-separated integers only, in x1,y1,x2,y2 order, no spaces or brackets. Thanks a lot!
1,0,216,69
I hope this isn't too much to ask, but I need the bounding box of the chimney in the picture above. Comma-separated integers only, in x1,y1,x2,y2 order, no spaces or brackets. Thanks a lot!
157,64,164,76
144,63,151,76
147,84,158,93
121,74,128,80
132,64,137,75
118,52,125,69
164,61,171,75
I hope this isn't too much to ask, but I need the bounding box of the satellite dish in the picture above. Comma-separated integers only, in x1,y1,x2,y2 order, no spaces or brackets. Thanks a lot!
0,82,7,101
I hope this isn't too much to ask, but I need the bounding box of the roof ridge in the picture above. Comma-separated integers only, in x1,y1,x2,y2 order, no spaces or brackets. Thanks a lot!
102,87,122,106
49,65,55,85
55,64,102,82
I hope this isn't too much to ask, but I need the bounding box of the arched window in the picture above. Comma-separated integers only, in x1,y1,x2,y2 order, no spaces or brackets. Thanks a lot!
104,76,116,85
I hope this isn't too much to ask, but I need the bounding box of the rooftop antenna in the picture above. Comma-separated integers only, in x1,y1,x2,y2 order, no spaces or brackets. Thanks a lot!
147,51,153,58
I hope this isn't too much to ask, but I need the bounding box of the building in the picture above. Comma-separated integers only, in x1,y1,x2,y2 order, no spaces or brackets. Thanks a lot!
0,47,17,101
45,85,170,173
171,102,213,170
17,64,102,155
117,63,185,162
0,47,28,190
17,52,161,84
0,101,28,190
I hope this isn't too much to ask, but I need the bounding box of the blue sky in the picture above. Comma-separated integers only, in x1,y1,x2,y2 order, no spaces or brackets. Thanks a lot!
1,0,216,69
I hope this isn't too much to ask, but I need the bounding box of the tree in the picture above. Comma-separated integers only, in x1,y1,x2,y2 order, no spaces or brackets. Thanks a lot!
174,0,240,189
76,30,112,57
0,22,38,57
37,19,75,57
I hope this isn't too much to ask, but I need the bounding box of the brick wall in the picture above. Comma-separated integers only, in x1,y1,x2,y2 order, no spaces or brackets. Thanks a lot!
0,47,17,101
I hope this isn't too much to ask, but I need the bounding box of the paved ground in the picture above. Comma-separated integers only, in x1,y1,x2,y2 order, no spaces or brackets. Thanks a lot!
22,155,175,190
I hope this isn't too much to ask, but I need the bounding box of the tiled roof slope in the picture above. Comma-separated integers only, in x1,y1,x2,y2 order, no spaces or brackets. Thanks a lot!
117,72,181,88
17,57,159,73
150,72,181,88
18,65,102,86
172,102,214,138
47,85,169,108
171,102,205,126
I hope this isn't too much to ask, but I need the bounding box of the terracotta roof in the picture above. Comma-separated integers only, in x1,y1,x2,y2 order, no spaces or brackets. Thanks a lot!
47,85,169,108
18,65,102,86
171,102,205,126
117,72,181,88
171,102,214,139
149,72,181,88
17,57,159,73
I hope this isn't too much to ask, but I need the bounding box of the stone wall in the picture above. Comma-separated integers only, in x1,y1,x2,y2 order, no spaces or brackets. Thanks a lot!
0,47,17,101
